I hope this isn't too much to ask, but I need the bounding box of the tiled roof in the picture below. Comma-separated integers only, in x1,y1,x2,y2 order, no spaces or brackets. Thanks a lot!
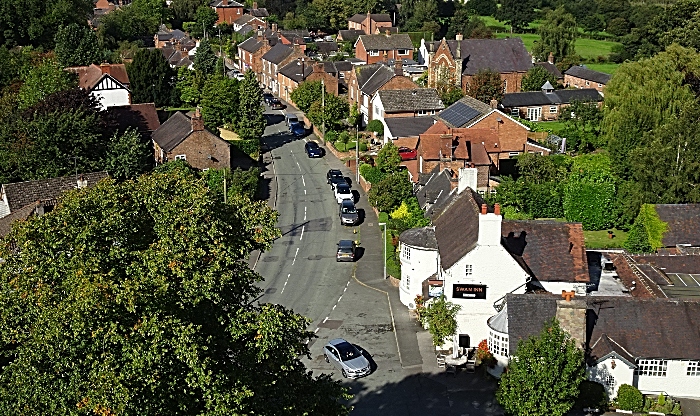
399,226,438,249
248,7,268,17
348,13,392,23
427,38,532,75
238,37,263,53
210,0,243,7
315,41,338,54
0,201,41,237
385,116,435,138
416,169,452,214
653,204,700,247
151,112,192,152
501,88,602,107
392,137,419,149
501,220,590,283
1,172,109,213
234,14,256,25
261,42,293,65
436,95,492,128
587,297,700,361
376,88,444,112
610,254,659,299
66,63,130,90
277,60,312,83
108,103,161,135
565,65,611,85
433,189,486,269
633,254,700,274
337,29,364,43
236,24,253,35
418,130,494,165
505,293,559,353
358,33,412,51
356,64,396,95
535,61,563,78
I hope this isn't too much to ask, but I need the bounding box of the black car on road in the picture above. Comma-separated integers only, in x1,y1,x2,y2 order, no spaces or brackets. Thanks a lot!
336,240,357,262
305,141,323,158
263,93,274,105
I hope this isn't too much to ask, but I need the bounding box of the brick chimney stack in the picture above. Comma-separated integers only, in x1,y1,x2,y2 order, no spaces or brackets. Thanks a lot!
490,99,498,109
394,59,403,76
548,52,554,65
439,134,452,160
555,293,587,349
312,62,324,73
100,62,111,75
191,107,204,131
222,0,228,6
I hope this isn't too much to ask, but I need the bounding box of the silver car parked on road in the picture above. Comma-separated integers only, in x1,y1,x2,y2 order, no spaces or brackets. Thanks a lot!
323,338,371,379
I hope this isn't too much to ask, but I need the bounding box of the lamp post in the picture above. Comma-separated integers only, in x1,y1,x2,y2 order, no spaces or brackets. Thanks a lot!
353,126,359,182
378,222,387,279
321,79,325,145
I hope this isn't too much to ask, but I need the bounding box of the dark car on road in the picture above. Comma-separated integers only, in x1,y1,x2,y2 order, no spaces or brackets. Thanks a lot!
398,146,417,161
336,240,357,262
305,141,323,158
270,98,285,110
263,93,274,105
339,200,359,226
323,338,370,378
289,121,306,137
327,169,344,186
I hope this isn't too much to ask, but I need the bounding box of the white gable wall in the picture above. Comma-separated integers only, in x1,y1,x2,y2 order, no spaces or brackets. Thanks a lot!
92,89,130,109
399,243,438,307
369,94,388,143
588,356,635,398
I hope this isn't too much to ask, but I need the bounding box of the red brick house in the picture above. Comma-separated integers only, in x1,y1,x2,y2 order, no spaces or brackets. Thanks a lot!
500,82,603,121
237,31,274,74
210,0,244,25
354,33,413,65
564,65,611,94
348,12,393,35
260,43,304,95
277,61,344,103
420,36,532,94
152,110,231,170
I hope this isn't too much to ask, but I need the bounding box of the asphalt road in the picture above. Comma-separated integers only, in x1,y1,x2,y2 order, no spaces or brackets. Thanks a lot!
255,105,503,415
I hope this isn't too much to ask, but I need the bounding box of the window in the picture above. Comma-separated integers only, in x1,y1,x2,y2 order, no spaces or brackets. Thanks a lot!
416,110,434,116
465,264,473,276
488,332,509,356
369,50,379,57
405,274,410,288
605,375,616,387
635,359,668,377
175,154,186,160
398,49,408,55
598,83,603,88
402,244,411,260
688,361,700,376
511,107,519,116
374,105,380,116
502,80,507,93
585,81,590,86
549,106,558,113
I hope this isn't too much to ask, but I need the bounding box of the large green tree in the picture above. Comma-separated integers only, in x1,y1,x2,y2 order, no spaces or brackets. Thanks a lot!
466,68,504,104
497,319,585,416
496,0,536,32
170,0,208,28
200,75,240,129
98,0,171,49
290,80,323,113
521,66,558,91
54,23,102,67
0,0,93,48
368,171,413,212
306,92,350,133
0,165,350,415
105,128,151,180
375,142,402,173
532,7,578,63
194,38,218,76
17,58,76,110
236,70,265,140
127,48,175,107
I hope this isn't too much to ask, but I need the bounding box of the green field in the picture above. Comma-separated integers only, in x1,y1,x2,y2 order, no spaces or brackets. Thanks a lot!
494,32,621,60
583,229,629,249
582,62,620,74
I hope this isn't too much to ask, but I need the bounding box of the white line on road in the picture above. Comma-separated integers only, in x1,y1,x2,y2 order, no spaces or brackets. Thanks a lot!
337,296,343,303
304,189,306,195
281,273,291,294
302,175,305,187
343,286,347,292
314,328,319,333
323,317,328,323
332,304,336,310
304,206,307,221
292,247,299,265
300,225,304,240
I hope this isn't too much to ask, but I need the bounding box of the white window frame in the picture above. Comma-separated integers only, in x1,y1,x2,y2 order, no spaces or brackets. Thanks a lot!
369,50,379,57
175,154,187,160
402,244,411,260
397,49,408,55
465,264,473,276
598,83,603,88
635,359,668,377
511,107,519,116
605,375,616,387
374,104,380,116
687,361,700,376
488,332,509,357
585,81,590,86
405,274,410,288
549,106,558,113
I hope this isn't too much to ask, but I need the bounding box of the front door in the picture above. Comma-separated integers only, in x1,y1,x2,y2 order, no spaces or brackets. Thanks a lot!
527,107,542,121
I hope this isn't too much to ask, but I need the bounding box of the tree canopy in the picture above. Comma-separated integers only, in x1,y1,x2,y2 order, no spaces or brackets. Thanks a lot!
236,70,265,140
127,48,176,107
532,7,578,63
466,69,504,104
290,80,323,113
54,23,102,67
200,75,240,129
0,164,351,415
0,0,93,48
521,66,558,92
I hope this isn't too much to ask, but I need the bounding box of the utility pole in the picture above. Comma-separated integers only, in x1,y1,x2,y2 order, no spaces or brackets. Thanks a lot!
378,222,387,279
321,79,325,145
219,27,224,77
355,126,359,183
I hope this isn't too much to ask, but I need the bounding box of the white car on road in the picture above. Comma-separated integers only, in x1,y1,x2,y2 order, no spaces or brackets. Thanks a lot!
334,183,353,204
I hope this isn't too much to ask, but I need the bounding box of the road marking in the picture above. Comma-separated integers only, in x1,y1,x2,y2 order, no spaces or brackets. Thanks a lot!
299,225,304,240
304,189,306,195
302,175,305,187
280,273,291,294
292,247,299,265
304,206,307,221
323,316,329,323
332,305,336,310
343,286,347,293
337,295,343,303
314,328,319,333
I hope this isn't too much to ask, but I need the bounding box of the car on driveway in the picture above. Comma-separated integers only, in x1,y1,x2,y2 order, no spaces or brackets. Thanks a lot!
323,338,370,378
335,240,357,262
263,93,274,105
305,141,323,158
289,121,306,137
334,183,352,203
270,98,285,110
339,200,359,225
398,146,417,161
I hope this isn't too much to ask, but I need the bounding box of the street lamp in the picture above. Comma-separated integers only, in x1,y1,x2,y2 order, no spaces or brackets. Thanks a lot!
352,126,359,183
321,79,325,145
378,222,387,279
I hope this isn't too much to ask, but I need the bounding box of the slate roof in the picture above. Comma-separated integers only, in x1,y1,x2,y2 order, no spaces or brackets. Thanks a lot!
565,65,611,85
0,201,41,237
151,112,194,152
376,88,444,112
236,24,253,35
587,297,700,361
501,88,602,107
416,169,452,214
277,60,312,82
418,130,494,165
1,172,109,213
108,103,161,136
653,204,700,247
66,64,130,90
399,226,438,249
432,188,487,269
505,293,560,354
238,37,263,53
348,13,392,23
314,41,339,55
436,95,492,128
233,14,257,26
426,38,532,76
358,33,413,51
535,61,563,79
209,0,243,7
355,64,396,95
247,7,268,17
501,220,590,283
337,29,365,43
385,116,435,138
261,43,293,65
633,254,700,275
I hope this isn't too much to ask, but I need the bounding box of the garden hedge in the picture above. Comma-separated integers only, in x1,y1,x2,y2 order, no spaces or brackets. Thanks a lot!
563,181,616,230
617,384,643,412
229,139,260,159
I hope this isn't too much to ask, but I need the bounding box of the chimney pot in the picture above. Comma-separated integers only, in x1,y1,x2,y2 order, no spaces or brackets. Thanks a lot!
252,1,257,9
489,99,498,109
100,62,111,75
481,204,487,215
548,52,554,65
394,59,403,76
385,29,390,36
494,203,500,216
455,33,463,41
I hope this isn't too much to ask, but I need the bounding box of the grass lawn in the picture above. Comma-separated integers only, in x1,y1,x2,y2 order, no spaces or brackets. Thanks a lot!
493,32,621,60
531,120,568,135
583,228,629,249
481,16,541,31
218,127,241,141
582,62,620,75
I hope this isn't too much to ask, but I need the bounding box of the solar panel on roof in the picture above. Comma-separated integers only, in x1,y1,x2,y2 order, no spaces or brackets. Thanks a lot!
439,101,481,127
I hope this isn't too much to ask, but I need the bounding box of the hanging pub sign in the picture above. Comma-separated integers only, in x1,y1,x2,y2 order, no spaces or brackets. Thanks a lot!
452,284,487,299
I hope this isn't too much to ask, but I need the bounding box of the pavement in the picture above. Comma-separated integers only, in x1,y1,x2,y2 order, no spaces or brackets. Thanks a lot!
252,99,504,415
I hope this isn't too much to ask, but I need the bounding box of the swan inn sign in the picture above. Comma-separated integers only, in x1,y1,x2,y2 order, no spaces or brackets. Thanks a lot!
452,284,487,299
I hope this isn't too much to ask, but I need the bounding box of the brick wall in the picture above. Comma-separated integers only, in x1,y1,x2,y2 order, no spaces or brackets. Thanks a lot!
462,71,526,94
471,111,528,153
214,7,243,25
168,131,231,170
564,75,605,92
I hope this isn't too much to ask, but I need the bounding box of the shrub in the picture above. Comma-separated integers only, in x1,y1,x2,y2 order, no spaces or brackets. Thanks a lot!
325,130,338,143
360,165,387,184
368,171,412,212
617,384,643,412
501,205,533,220
563,181,616,230
229,139,260,159
623,204,668,253
525,182,564,219
574,381,607,411
366,119,384,137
